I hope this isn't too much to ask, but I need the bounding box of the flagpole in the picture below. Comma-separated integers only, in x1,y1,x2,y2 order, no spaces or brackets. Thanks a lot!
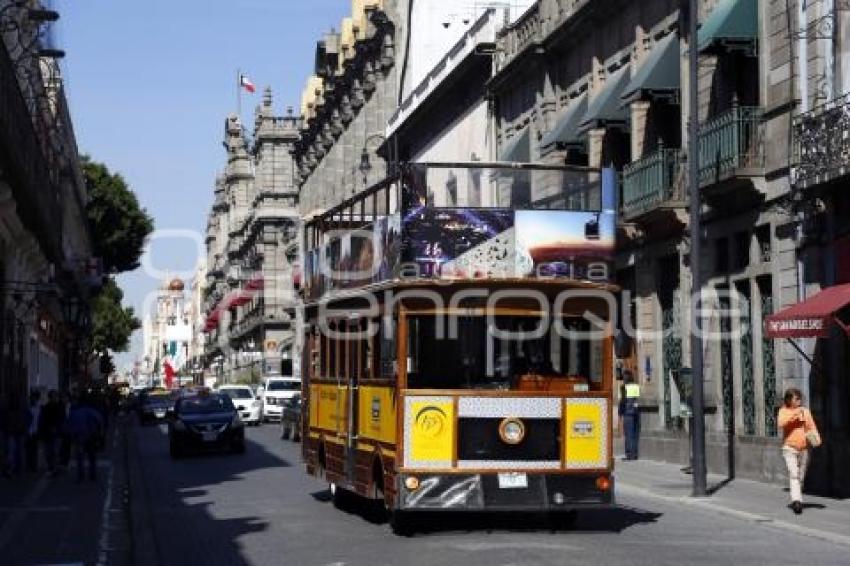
237,68,242,118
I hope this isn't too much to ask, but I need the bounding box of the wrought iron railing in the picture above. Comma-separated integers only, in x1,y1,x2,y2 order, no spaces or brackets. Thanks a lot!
698,105,764,188
622,146,680,219
793,92,850,187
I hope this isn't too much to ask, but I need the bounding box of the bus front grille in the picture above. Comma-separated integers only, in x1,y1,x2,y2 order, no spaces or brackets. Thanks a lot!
457,418,560,464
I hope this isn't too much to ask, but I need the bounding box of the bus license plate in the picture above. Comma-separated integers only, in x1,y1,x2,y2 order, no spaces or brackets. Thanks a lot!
497,472,528,489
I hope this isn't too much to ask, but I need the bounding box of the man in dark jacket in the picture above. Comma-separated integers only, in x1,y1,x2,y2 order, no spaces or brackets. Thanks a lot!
38,390,65,475
64,395,104,482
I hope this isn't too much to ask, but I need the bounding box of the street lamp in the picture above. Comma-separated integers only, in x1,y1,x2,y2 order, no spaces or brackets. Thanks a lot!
358,133,387,187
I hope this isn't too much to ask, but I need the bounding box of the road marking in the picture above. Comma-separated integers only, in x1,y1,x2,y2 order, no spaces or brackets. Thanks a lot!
617,482,850,548
0,506,71,513
446,542,582,552
0,476,50,551
95,433,119,566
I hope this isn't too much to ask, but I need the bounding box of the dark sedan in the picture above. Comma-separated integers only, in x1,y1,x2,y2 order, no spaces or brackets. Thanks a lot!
279,394,302,441
138,390,176,424
168,392,245,458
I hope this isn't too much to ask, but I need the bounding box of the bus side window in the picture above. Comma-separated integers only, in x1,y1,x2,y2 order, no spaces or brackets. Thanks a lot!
319,329,328,378
380,317,396,379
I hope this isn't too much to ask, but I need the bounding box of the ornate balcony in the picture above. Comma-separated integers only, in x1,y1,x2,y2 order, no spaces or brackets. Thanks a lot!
0,38,63,262
698,105,764,190
622,146,683,221
794,93,850,190
497,3,542,68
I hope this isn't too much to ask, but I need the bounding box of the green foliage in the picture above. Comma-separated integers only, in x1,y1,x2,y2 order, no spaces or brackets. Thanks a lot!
91,277,141,355
82,156,154,274
99,352,116,376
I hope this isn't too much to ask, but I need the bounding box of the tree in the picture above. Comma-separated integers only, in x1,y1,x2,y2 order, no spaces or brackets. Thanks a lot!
91,277,141,356
82,156,154,274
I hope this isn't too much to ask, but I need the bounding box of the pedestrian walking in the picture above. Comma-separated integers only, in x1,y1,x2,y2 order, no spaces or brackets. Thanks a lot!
38,390,65,475
619,371,641,460
25,391,41,472
64,395,104,482
2,395,28,477
58,391,72,468
778,388,820,515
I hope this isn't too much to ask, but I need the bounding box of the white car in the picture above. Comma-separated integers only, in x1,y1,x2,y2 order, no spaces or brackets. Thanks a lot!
217,385,262,426
259,377,301,422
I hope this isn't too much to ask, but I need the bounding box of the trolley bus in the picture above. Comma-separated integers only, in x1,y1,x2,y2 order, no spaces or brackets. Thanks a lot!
298,162,619,532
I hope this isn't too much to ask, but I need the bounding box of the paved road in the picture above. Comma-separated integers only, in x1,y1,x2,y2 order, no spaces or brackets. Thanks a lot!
132,421,848,566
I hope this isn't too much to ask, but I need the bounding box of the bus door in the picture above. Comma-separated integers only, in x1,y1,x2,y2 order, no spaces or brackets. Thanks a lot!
345,318,368,484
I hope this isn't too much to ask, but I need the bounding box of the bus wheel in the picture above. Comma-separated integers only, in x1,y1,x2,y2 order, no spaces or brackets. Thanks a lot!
389,510,414,536
330,482,351,510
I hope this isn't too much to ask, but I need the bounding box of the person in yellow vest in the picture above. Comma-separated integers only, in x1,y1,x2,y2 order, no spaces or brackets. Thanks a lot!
618,372,641,460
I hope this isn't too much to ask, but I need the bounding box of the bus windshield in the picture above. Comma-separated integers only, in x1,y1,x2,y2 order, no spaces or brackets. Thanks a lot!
406,314,605,391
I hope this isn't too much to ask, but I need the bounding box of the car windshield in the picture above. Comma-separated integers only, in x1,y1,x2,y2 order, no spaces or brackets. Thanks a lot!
267,381,299,391
221,388,253,400
406,314,605,390
145,394,170,404
178,395,234,415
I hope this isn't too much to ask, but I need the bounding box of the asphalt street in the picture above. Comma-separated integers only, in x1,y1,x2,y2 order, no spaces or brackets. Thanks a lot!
132,421,848,566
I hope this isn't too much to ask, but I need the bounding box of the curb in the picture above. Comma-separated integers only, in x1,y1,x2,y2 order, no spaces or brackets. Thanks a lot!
617,481,850,548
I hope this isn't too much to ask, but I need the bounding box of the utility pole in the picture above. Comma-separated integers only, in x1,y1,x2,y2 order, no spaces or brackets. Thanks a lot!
688,0,707,497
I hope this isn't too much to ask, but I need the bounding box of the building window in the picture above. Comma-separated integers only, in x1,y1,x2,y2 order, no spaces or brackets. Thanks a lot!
715,238,729,273
755,224,771,263
733,231,750,271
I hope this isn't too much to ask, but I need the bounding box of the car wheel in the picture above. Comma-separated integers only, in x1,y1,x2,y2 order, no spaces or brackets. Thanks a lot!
232,441,246,454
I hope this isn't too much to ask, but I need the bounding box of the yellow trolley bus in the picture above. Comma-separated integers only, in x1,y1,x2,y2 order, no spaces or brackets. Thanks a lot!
298,162,619,532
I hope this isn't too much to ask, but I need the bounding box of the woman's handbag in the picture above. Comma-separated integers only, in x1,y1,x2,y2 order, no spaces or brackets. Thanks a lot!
806,429,822,448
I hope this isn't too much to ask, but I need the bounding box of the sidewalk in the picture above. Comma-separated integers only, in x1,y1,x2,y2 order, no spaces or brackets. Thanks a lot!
0,415,132,566
615,456,850,547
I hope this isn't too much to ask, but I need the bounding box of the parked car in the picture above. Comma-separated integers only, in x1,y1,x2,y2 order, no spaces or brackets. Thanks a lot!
259,377,301,422
138,389,176,424
168,391,245,458
279,394,302,441
217,385,262,426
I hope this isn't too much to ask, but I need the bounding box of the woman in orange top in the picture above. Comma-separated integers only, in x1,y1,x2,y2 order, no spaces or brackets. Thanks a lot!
777,388,820,514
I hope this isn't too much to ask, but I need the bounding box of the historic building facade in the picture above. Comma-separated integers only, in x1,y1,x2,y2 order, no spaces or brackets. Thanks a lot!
487,0,849,494
0,1,95,402
202,89,301,384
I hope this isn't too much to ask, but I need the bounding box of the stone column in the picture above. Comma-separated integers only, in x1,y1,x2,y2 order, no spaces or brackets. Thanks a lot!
587,128,606,169
630,100,652,161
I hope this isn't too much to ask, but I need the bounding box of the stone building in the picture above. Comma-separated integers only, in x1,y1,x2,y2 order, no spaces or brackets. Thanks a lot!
142,278,191,386
292,0,403,216
0,0,95,401
487,0,850,495
202,89,301,383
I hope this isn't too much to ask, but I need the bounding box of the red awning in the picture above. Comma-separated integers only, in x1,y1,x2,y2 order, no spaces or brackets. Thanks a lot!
765,283,850,339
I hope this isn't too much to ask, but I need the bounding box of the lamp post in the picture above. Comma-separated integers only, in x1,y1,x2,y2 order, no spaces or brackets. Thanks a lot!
687,0,707,497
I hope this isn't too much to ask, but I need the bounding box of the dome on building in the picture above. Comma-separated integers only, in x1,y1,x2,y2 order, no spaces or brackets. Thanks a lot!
167,278,185,291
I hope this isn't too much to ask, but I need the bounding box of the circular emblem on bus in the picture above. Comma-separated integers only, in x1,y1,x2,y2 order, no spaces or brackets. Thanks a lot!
498,417,526,445
414,406,447,438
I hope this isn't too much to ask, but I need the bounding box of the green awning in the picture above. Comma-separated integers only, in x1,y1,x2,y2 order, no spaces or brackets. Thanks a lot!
499,126,530,163
698,0,758,53
540,94,588,149
580,65,631,131
621,33,680,105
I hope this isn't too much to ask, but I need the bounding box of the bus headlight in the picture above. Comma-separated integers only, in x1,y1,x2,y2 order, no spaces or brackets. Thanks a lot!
498,418,526,445
404,476,420,491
